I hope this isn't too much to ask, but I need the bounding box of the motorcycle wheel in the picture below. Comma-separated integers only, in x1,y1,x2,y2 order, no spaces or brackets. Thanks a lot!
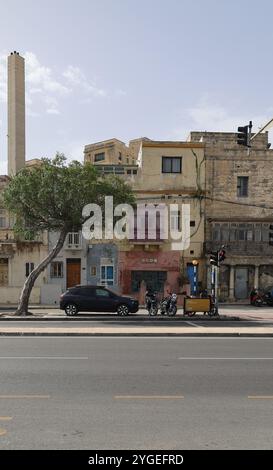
149,307,158,316
208,306,218,316
168,306,177,316
254,300,263,307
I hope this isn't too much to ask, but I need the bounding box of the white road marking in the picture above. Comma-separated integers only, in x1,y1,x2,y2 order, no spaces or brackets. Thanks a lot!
178,357,273,360
185,321,204,327
115,395,184,399
0,356,88,360
0,395,50,399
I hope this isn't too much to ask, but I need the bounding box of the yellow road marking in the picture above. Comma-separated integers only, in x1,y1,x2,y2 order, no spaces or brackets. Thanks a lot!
114,395,184,399
0,395,50,399
248,396,273,399
0,417,12,421
0,428,7,436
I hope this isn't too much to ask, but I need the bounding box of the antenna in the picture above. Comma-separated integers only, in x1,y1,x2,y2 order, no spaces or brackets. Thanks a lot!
250,117,273,141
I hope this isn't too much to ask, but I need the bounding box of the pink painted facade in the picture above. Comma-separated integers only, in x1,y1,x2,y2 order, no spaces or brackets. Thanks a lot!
118,250,182,303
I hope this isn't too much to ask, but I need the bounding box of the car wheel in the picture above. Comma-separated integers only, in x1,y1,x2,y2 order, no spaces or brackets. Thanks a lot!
65,303,78,316
117,304,129,316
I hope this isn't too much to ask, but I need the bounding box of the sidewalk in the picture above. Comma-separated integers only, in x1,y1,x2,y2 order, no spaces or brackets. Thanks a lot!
1,304,273,319
0,305,273,336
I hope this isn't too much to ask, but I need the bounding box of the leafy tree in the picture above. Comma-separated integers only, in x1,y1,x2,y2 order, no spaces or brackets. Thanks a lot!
3,154,135,315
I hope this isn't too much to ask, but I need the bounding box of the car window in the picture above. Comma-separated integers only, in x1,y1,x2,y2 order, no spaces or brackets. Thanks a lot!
79,288,95,297
95,288,110,298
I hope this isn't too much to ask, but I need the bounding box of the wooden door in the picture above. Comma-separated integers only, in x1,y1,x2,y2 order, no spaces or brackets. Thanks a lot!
66,259,81,288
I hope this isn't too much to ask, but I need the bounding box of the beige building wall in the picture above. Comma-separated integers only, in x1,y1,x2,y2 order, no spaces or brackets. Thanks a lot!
84,138,133,165
0,176,48,304
8,51,26,176
84,137,206,292
128,140,205,282
189,130,273,300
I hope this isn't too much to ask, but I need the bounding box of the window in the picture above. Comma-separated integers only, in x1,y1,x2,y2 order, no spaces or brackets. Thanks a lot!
101,265,114,286
119,152,122,161
132,169,137,175
0,258,8,286
26,262,34,277
0,209,7,228
95,287,110,297
50,262,63,278
90,266,97,276
80,288,95,297
254,224,261,242
237,176,248,197
162,157,182,174
67,232,82,248
170,210,181,231
212,224,221,241
190,220,196,227
94,152,105,162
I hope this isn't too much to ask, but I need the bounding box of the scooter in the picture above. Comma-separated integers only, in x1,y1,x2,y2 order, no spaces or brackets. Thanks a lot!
250,289,264,307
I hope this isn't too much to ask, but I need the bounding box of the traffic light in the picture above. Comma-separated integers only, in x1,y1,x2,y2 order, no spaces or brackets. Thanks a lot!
237,125,249,146
209,251,219,266
218,249,226,262
269,225,273,246
237,121,252,147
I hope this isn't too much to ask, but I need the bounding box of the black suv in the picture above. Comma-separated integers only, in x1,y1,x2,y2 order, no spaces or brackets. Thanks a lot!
60,285,139,316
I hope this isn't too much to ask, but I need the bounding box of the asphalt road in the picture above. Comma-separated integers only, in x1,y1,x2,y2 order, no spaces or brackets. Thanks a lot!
0,337,273,449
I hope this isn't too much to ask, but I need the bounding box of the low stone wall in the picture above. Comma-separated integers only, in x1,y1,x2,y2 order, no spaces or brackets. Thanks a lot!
0,287,40,304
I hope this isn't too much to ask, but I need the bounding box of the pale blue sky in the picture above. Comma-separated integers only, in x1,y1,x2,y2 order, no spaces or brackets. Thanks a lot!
1,0,273,174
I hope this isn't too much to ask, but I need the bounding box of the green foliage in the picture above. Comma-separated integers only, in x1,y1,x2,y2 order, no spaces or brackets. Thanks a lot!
3,153,135,238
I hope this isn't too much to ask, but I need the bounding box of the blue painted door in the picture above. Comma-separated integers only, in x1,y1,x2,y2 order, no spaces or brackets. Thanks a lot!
187,264,198,295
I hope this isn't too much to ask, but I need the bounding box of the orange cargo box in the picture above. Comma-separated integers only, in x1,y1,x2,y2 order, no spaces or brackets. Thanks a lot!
183,297,211,314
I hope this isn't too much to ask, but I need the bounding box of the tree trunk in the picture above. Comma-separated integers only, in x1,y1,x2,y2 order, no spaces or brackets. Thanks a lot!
15,227,68,316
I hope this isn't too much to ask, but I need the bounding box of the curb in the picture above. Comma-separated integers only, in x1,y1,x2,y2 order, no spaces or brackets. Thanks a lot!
0,315,241,322
0,331,273,337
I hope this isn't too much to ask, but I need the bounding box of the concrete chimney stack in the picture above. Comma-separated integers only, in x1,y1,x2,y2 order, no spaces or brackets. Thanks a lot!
8,51,26,176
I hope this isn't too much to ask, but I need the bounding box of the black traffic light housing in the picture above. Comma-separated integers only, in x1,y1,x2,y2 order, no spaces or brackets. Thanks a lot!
209,251,219,266
218,249,226,262
237,121,252,147
269,225,273,246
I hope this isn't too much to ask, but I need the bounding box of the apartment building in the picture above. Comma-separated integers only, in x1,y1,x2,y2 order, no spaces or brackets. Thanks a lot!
189,131,273,301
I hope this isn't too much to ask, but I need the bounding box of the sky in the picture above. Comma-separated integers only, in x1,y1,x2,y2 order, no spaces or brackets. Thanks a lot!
1,0,273,174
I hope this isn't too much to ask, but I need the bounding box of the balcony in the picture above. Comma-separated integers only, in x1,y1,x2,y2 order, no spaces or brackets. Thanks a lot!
205,241,273,256
65,232,82,250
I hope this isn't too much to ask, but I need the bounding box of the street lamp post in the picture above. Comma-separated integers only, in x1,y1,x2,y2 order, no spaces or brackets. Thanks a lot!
192,260,199,296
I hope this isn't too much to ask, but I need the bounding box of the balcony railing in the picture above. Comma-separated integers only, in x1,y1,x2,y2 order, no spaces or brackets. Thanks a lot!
205,241,273,256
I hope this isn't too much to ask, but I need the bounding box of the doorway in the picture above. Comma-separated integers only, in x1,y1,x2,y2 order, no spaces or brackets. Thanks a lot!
235,267,248,299
131,271,167,293
66,258,81,288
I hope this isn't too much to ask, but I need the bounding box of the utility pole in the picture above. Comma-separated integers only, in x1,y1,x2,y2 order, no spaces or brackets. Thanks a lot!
209,247,226,315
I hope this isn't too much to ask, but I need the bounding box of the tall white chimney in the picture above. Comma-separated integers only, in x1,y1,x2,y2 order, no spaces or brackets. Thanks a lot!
8,51,26,176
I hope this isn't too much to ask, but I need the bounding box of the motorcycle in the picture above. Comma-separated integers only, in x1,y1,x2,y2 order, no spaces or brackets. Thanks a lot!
250,289,264,307
145,291,158,316
168,292,177,316
160,292,177,316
